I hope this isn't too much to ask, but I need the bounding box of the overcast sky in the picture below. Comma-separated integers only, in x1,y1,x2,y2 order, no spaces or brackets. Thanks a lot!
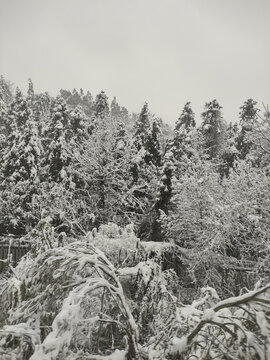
0,0,269,125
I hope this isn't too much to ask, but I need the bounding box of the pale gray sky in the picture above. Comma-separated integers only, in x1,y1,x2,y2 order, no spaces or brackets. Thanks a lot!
0,0,269,125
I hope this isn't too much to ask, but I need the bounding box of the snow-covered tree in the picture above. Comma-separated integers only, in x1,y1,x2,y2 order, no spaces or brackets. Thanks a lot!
110,96,121,119
237,98,260,160
171,102,196,164
148,150,175,241
69,105,87,142
46,96,71,183
219,122,239,177
26,78,34,104
0,90,41,234
145,119,162,166
94,91,109,119
0,75,13,104
201,99,226,159
133,102,151,152
131,103,151,184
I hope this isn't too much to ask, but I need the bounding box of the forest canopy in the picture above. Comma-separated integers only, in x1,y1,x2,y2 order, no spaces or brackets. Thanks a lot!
0,75,270,359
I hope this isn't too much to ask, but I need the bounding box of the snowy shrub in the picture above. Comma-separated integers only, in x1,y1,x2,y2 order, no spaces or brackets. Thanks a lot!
0,241,140,360
1,237,270,360
146,283,270,360
88,222,140,268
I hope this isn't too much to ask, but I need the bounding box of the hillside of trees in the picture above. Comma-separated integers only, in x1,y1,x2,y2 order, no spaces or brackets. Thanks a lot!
0,75,270,359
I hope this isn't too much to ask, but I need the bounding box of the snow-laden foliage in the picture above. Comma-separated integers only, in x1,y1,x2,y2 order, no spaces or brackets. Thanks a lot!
0,240,140,360
1,77,270,359
0,234,270,360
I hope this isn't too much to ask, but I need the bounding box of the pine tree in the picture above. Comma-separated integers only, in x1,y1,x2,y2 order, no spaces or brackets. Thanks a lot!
145,119,161,166
111,96,121,119
69,89,82,107
131,102,151,182
0,89,8,153
1,89,40,183
14,87,32,130
219,122,239,178
69,105,87,142
46,96,71,183
149,150,174,241
155,151,174,214
0,91,41,234
0,75,13,104
134,102,151,151
81,90,94,117
201,99,225,159
27,78,34,104
94,91,109,119
114,120,129,158
172,102,196,160
236,98,259,159
59,89,72,102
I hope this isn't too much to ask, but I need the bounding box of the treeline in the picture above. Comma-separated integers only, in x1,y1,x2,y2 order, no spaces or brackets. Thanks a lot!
0,76,269,259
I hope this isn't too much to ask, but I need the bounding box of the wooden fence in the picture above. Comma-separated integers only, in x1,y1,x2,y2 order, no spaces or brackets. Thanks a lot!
0,238,30,273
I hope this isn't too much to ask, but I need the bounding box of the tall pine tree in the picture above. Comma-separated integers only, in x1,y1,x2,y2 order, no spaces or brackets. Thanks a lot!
201,99,225,159
46,96,71,183
145,119,162,166
0,89,41,234
172,102,196,160
236,98,259,160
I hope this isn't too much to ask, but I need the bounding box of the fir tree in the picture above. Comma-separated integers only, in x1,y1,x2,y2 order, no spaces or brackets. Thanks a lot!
27,78,34,104
94,91,109,119
81,90,94,117
219,122,239,178
0,75,13,104
59,89,72,102
145,119,161,166
111,96,121,119
149,150,174,241
131,102,151,182
134,102,151,151
0,89,8,152
14,87,32,130
155,151,174,214
114,120,128,158
201,99,225,159
237,98,259,159
69,89,82,107
69,105,87,142
0,91,41,234
46,96,71,183
172,102,196,160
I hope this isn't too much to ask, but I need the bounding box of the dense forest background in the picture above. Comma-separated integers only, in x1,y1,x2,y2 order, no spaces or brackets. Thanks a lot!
0,75,270,359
